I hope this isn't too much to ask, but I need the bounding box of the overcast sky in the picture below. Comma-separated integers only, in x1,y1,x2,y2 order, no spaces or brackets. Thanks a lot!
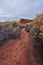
0,0,43,22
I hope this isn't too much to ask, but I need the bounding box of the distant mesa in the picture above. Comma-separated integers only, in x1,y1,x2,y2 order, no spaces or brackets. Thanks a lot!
19,19,33,24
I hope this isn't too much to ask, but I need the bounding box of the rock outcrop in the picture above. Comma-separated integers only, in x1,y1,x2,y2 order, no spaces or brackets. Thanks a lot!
19,19,33,24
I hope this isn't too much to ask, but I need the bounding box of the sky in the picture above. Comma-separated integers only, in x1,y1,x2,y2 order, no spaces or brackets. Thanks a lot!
0,0,43,22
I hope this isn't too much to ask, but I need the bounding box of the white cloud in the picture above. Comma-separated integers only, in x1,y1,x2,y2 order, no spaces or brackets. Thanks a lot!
0,0,43,21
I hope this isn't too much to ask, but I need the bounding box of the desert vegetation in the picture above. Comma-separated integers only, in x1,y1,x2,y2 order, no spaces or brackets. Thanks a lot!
30,13,43,65
0,13,43,65
25,24,33,32
0,21,21,46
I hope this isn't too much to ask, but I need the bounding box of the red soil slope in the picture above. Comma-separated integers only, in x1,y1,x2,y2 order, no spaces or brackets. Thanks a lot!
0,28,37,65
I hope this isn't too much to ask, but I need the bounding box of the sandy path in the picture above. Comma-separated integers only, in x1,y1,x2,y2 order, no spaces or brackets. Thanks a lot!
0,28,37,65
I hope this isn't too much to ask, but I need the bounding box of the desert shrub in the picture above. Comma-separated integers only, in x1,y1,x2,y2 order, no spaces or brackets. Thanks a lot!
33,13,43,24
40,25,43,32
4,21,12,27
0,28,9,46
30,14,43,65
39,33,43,42
19,23,25,29
25,24,33,32
0,26,21,46
6,24,14,31
0,24,5,30
12,21,19,27
0,34,4,46
11,27,21,39
3,20,20,28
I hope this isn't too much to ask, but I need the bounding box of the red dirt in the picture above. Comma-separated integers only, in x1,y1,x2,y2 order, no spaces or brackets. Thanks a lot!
0,28,37,65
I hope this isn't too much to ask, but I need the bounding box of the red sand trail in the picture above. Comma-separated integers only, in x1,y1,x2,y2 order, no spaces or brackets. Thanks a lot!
0,28,37,65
